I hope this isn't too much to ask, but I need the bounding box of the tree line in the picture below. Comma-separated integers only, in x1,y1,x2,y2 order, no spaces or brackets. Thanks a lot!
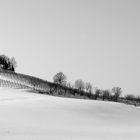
53,72,140,106
0,54,139,106
53,72,122,102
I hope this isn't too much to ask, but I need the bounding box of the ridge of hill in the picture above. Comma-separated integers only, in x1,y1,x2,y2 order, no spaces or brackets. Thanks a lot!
0,70,50,92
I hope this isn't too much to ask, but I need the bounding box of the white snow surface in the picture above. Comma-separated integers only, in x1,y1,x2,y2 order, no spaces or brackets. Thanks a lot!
0,88,140,140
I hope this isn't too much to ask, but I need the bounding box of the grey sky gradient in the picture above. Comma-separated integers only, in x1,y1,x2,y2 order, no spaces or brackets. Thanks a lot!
0,0,140,95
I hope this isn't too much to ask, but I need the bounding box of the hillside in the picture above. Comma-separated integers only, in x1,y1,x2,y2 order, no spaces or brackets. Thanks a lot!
0,70,140,139
0,70,92,100
0,88,140,140
0,70,50,92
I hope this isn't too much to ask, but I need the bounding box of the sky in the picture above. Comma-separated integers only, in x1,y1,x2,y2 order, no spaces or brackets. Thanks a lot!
0,0,140,95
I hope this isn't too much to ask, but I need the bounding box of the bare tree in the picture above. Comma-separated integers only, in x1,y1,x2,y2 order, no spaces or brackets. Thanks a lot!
85,82,93,93
10,57,17,71
53,72,67,85
102,89,111,100
112,87,122,102
94,88,102,100
75,79,85,92
66,82,73,88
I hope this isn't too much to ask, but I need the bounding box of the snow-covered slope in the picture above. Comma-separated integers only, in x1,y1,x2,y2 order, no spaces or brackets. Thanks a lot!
0,70,50,92
0,88,140,140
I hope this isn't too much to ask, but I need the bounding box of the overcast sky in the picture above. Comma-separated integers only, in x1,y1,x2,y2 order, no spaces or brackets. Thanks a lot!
0,0,140,95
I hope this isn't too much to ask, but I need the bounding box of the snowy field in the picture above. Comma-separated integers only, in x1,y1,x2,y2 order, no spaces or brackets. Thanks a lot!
0,88,140,140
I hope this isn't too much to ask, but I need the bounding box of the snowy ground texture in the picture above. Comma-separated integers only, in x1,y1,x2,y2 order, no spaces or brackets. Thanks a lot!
0,88,140,140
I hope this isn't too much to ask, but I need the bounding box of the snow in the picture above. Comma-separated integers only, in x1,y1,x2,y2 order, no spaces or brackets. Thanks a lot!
0,87,140,140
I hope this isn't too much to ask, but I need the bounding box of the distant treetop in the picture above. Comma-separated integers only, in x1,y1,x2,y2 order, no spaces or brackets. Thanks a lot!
0,54,17,72
53,72,67,85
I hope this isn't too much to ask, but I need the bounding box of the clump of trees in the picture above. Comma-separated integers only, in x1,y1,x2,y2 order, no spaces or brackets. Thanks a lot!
51,72,125,103
124,94,140,106
51,71,140,106
0,54,17,72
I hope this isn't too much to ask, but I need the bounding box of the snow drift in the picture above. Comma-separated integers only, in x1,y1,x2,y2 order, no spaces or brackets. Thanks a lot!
0,88,140,140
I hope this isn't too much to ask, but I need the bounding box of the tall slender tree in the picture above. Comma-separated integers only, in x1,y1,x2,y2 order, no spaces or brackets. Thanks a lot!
75,79,85,91
112,87,122,102
85,82,93,93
